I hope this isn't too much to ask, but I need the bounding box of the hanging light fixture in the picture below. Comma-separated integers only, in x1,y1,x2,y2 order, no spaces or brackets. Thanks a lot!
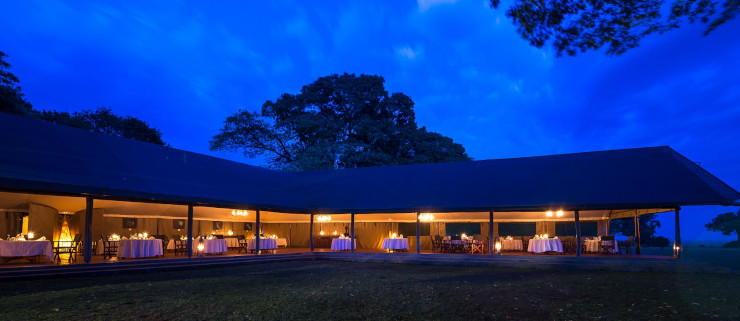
418,213,435,222
232,210,249,216
317,215,332,222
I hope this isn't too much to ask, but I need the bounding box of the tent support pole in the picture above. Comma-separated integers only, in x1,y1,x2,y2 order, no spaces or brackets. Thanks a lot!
186,204,193,258
309,213,314,252
634,215,641,255
255,210,260,255
674,207,681,259
416,212,421,254
575,209,581,257
489,210,494,255
351,213,355,252
83,196,93,263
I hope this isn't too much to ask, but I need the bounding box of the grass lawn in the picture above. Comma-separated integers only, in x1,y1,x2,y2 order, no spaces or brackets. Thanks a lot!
1,261,739,320
640,246,740,271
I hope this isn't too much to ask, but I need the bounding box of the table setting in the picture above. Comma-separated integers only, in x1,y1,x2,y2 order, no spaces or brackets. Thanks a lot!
0,234,52,262
527,234,563,253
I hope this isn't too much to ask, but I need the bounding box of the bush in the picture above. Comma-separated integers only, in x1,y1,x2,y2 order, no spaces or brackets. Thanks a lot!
722,241,740,248
643,236,671,249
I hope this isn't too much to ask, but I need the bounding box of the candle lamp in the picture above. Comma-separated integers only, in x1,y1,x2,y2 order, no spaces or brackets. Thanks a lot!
227,230,234,236
495,241,502,255
28,232,34,239
319,230,325,236
197,238,205,257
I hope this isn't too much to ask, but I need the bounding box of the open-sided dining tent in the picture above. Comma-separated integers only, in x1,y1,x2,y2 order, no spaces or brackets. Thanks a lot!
0,112,738,260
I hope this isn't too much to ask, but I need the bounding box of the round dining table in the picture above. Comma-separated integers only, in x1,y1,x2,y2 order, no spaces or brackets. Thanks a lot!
0,240,53,262
247,238,278,251
500,239,523,251
527,238,563,253
584,239,618,253
331,238,356,251
381,238,409,251
118,239,163,258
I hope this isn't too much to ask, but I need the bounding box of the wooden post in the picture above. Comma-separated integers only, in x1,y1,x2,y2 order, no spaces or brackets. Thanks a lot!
309,213,314,252
674,207,681,259
634,215,641,255
416,212,421,254
187,204,193,258
83,196,93,263
350,213,355,252
489,210,494,255
255,210,261,254
575,209,582,257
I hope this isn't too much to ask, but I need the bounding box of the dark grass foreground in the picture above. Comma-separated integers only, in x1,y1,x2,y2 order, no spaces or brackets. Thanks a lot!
0,261,738,320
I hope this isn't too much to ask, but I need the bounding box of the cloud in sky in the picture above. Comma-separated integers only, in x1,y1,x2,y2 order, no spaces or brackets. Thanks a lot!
1,0,739,241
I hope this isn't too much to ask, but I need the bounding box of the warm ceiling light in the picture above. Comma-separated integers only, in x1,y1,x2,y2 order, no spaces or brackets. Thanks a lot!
546,211,554,217
419,213,435,221
232,210,248,216
556,210,564,217
317,215,332,222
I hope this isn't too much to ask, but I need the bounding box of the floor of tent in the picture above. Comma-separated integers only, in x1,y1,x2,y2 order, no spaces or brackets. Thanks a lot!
0,247,670,268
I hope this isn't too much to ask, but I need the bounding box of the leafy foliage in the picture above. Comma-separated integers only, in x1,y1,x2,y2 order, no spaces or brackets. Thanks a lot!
609,213,662,243
211,73,471,170
1,51,165,145
706,209,740,242
0,51,36,117
490,0,739,56
39,107,166,145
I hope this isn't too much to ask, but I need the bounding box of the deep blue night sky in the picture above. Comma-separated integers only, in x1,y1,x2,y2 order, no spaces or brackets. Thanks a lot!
2,1,739,242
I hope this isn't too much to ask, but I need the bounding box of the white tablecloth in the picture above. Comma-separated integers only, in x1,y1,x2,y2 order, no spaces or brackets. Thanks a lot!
165,239,227,254
199,239,228,254
584,239,618,253
331,238,356,251
118,239,163,258
276,238,287,247
0,240,53,261
527,239,563,253
500,239,523,251
248,238,278,250
381,238,409,250
225,237,239,248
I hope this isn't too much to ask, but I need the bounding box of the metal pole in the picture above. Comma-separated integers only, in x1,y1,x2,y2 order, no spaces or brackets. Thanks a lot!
489,210,494,255
674,207,681,259
634,215,641,255
187,204,193,258
351,213,355,252
255,210,260,254
83,196,93,263
309,213,314,252
575,209,582,257
416,212,421,254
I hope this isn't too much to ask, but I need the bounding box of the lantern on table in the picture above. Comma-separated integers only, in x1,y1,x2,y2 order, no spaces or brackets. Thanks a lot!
28,232,34,239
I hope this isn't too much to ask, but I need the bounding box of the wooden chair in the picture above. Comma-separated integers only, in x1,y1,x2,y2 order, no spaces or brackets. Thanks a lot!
172,235,186,256
469,240,484,254
53,234,80,264
153,235,167,253
214,234,224,239
431,236,442,253
618,236,634,255
599,236,616,254
237,235,248,253
102,239,118,260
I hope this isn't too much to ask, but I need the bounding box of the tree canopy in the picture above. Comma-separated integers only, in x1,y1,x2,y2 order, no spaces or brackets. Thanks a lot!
490,0,739,56
40,107,166,146
0,50,166,145
609,213,662,243
706,210,740,242
0,51,36,117
210,73,471,171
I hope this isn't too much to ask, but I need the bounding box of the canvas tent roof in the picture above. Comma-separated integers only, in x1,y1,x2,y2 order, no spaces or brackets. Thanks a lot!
0,112,737,214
